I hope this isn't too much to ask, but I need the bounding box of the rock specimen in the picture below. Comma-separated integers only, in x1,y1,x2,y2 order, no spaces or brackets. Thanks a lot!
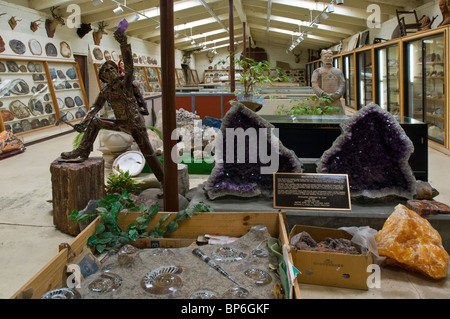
290,231,360,255
205,103,303,199
376,204,449,279
415,180,439,200
317,103,416,199
406,199,450,216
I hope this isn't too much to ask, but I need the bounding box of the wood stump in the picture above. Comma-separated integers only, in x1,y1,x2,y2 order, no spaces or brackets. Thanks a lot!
50,157,106,236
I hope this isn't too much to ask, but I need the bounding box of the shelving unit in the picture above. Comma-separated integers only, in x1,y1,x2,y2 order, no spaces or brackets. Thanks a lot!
0,59,88,135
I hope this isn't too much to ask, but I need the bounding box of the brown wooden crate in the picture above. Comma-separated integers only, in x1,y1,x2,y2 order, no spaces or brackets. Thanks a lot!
11,211,301,299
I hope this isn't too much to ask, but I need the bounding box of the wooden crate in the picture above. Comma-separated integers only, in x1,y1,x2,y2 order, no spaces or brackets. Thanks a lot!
11,211,300,299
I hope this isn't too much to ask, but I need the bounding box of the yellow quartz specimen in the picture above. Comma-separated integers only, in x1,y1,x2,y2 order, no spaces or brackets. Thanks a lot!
376,204,449,279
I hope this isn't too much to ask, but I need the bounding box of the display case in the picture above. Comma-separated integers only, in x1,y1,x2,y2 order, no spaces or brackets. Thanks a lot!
374,43,400,115
0,59,88,134
404,31,446,146
176,68,186,87
203,69,230,84
48,62,88,123
343,53,355,109
356,49,373,110
134,66,151,96
146,67,161,92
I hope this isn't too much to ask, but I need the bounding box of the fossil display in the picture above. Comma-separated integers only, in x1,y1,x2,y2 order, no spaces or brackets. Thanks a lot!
73,225,280,299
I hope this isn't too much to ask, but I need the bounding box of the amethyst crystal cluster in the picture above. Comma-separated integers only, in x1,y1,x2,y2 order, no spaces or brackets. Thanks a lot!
205,103,303,199
317,102,416,199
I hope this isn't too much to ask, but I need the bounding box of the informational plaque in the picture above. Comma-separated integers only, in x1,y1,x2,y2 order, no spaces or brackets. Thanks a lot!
273,173,351,210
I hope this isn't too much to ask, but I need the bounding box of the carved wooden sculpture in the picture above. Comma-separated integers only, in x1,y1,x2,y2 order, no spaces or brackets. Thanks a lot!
93,21,108,45
45,6,65,38
60,28,164,183
438,0,450,27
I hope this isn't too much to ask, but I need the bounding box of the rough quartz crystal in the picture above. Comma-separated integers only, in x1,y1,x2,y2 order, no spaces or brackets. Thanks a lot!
317,102,416,199
205,103,303,199
376,204,449,279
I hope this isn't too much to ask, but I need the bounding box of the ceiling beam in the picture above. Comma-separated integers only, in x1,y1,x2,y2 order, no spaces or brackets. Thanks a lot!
266,0,272,43
233,0,254,46
198,0,229,33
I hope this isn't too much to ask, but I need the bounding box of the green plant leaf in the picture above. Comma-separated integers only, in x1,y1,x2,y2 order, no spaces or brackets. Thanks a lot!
165,221,179,233
96,244,106,253
128,229,139,241
95,223,105,235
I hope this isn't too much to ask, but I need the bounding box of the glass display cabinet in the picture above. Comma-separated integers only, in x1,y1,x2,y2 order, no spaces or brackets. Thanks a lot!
404,31,446,146
0,60,89,134
356,49,373,110
343,53,355,109
374,43,400,115
146,67,161,92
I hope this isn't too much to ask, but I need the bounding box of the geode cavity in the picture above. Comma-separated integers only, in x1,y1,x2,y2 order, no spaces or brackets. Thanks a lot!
205,103,303,200
316,102,416,199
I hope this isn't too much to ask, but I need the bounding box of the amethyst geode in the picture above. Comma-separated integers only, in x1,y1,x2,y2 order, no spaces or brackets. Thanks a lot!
317,103,416,199
205,103,303,200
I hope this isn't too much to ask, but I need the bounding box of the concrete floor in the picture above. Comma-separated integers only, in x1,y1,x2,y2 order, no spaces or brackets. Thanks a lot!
0,131,449,299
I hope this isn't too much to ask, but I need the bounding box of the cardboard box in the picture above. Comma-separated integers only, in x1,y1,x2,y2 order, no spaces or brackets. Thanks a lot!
289,225,373,290
11,211,301,299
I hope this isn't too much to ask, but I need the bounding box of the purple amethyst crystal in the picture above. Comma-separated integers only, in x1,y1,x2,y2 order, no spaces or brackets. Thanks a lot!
117,19,129,33
317,102,416,199
205,103,303,200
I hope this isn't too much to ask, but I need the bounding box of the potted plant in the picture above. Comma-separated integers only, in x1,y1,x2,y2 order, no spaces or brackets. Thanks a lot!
276,96,341,116
220,55,289,112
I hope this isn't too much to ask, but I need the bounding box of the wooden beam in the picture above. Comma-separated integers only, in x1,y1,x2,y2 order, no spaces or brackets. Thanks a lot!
160,0,179,212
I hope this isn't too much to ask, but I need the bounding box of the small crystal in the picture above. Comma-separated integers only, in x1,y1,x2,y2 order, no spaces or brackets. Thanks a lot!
117,19,129,33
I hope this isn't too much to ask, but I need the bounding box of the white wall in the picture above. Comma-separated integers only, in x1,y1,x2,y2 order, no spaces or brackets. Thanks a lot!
0,0,189,105
193,43,307,83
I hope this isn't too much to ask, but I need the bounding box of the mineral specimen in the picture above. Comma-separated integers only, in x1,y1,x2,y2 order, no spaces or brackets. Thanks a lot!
317,102,416,199
376,204,449,279
290,231,360,255
406,199,450,216
205,103,303,199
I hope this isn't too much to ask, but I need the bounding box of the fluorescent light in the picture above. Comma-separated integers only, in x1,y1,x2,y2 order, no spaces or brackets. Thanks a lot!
129,14,139,22
113,5,123,14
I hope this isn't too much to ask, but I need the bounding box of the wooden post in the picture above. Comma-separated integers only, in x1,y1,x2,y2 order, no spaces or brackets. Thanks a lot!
160,0,179,212
50,157,105,236
229,0,235,93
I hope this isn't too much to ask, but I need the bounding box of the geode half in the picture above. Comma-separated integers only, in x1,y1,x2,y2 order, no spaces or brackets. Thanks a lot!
205,103,303,200
316,102,416,199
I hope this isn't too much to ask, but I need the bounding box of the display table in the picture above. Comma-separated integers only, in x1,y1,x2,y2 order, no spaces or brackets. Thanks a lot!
261,115,428,181
188,186,450,252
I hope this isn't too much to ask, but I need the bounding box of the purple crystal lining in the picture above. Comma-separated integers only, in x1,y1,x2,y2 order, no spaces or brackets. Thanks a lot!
317,103,416,198
205,103,303,199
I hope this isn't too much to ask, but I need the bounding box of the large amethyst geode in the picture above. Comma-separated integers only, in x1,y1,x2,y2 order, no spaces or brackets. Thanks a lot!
317,103,416,199
205,103,303,200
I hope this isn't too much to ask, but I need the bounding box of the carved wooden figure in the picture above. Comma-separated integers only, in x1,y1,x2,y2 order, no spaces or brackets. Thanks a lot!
438,0,450,27
45,6,65,38
93,21,108,45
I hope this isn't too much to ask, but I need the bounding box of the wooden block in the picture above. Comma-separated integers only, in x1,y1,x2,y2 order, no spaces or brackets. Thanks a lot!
50,157,105,236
